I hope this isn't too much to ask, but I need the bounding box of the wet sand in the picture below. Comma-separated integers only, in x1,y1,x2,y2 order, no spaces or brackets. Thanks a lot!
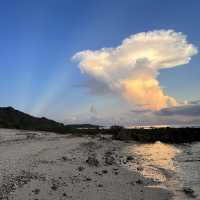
0,128,172,200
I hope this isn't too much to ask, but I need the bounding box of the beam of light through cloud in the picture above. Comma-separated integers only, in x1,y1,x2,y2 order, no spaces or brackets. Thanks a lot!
30,68,69,117
73,30,198,110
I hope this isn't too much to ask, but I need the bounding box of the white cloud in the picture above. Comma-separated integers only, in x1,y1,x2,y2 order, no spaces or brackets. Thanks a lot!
73,30,197,110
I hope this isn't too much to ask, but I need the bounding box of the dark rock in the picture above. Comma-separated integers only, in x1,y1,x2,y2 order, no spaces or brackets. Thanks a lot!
85,177,92,181
86,156,99,167
61,156,68,161
51,185,58,191
102,170,108,174
123,160,127,164
95,171,102,176
136,179,143,184
111,126,200,144
126,156,134,161
104,152,115,165
105,156,115,165
109,126,124,135
137,167,143,171
98,184,103,187
77,166,85,171
112,129,133,141
183,187,197,198
32,188,40,194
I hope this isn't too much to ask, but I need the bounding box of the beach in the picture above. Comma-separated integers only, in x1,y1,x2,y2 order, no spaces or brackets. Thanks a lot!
0,128,198,200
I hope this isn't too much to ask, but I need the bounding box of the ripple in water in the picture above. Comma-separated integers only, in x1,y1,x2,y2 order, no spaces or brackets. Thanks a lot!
124,141,200,199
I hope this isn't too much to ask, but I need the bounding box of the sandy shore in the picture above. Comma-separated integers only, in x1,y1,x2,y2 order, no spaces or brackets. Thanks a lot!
0,128,172,200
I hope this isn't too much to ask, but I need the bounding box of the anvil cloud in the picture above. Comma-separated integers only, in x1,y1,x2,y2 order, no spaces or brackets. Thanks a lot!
73,30,197,110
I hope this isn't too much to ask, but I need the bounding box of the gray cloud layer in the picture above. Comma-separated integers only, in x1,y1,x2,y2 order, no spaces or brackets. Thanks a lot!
157,102,200,117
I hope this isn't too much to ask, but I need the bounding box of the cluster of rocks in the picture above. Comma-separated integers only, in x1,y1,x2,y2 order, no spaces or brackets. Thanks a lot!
104,151,116,165
86,155,99,167
50,177,68,191
0,170,46,199
111,126,200,143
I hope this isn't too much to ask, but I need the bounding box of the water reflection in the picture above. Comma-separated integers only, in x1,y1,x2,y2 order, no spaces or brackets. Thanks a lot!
123,141,200,199
126,142,181,183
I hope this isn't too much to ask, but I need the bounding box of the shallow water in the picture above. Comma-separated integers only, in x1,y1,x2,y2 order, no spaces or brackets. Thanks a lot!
126,142,200,199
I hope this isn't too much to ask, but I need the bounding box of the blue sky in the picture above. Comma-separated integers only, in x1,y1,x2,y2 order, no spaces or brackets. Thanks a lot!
0,0,200,125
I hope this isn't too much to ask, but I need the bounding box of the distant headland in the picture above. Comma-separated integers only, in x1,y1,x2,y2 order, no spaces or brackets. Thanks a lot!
0,106,200,144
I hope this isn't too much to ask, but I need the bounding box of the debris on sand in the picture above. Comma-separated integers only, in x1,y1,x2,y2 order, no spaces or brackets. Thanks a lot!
0,129,174,200
0,171,45,198
102,169,108,174
183,187,197,198
104,151,116,165
85,177,92,181
97,184,103,187
81,141,102,151
130,181,135,186
114,171,119,175
50,178,68,191
77,166,85,171
137,166,143,171
86,155,99,167
32,188,40,195
26,133,37,140
95,171,102,176
61,156,70,162
51,184,58,191
136,179,143,184
126,156,134,162
63,193,67,196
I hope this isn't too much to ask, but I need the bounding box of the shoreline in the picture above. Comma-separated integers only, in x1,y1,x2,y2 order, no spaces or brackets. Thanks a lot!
0,128,173,200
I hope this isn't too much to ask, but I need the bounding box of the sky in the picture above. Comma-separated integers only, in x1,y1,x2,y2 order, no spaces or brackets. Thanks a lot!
0,0,200,126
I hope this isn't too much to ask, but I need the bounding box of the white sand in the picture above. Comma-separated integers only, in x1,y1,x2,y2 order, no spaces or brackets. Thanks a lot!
0,129,172,200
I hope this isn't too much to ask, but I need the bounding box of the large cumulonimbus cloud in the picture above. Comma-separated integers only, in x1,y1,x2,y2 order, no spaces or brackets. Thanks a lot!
73,30,198,110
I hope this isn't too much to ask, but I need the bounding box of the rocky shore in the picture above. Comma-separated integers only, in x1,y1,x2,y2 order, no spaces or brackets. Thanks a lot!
0,128,172,200
109,126,200,143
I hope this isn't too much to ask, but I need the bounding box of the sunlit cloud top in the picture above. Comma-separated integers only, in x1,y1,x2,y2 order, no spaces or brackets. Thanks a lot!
73,30,198,110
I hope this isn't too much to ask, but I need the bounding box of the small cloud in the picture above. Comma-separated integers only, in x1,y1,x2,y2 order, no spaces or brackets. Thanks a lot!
131,108,152,114
189,100,200,105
